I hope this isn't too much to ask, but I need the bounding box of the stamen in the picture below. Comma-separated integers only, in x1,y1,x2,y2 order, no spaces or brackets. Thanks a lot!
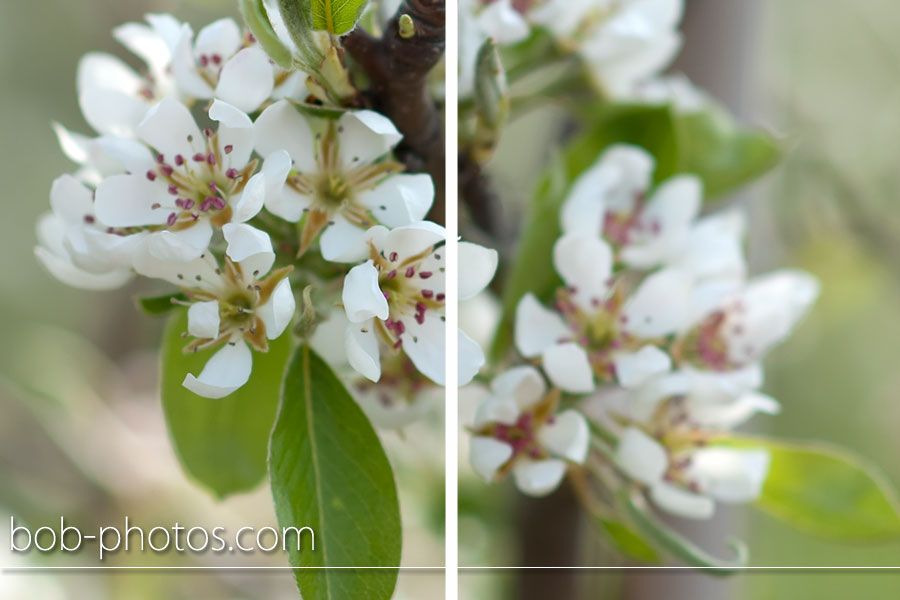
146,170,157,181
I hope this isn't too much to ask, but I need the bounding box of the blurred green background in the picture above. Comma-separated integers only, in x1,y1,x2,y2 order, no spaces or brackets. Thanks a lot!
0,1,443,598
459,0,900,598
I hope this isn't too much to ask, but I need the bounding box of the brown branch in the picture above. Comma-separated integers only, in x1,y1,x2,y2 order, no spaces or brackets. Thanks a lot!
342,0,446,224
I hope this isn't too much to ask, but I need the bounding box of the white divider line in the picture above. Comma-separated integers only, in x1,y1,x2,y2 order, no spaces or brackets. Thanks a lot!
444,0,460,595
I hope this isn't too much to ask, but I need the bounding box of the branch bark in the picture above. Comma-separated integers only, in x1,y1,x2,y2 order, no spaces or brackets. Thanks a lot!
342,0,446,224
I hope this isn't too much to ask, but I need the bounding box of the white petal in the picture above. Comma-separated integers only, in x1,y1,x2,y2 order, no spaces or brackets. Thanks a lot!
401,312,446,385
514,293,570,358
52,122,93,165
261,150,309,221
623,268,693,337
476,0,530,44
49,175,94,225
559,161,615,236
381,222,445,261
172,27,214,98
473,393,520,429
77,52,143,97
345,321,381,382
512,459,567,497
209,99,254,168
470,436,514,482
342,260,389,322
320,216,369,263
686,447,770,503
650,481,715,520
613,345,672,388
137,98,204,163
488,368,543,416
254,100,317,172
188,300,221,339
542,342,594,394
94,174,169,227
232,172,266,223
458,329,485,386
553,233,613,308
113,21,172,80
79,87,149,138
357,174,435,228
259,278,295,339
337,110,403,168
96,136,156,174
459,242,498,301
686,391,780,430
195,18,241,59
539,410,589,464
183,340,253,399
215,47,274,113
34,245,131,290
616,427,667,486
223,222,273,265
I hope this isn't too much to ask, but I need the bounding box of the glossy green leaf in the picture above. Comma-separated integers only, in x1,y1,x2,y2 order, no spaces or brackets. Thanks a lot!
160,310,291,498
746,438,900,540
674,108,780,199
270,344,401,600
240,0,294,69
137,292,185,315
490,104,678,361
596,516,660,564
311,0,369,35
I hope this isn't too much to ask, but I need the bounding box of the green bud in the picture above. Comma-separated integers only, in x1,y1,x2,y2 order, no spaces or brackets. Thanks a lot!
294,285,318,339
398,14,416,39
471,38,510,163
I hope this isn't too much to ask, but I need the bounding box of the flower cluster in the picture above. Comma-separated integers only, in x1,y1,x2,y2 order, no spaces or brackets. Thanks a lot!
462,0,685,98
36,13,495,423
469,144,819,510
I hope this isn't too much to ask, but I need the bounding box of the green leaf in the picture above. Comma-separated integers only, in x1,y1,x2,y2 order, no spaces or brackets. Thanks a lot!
270,344,401,600
596,516,660,564
240,0,294,69
311,0,370,35
160,310,291,498
490,104,678,361
744,438,900,540
620,487,747,575
674,108,780,199
136,292,185,315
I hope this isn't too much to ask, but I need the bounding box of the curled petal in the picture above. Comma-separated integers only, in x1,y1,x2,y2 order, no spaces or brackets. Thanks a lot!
183,340,253,399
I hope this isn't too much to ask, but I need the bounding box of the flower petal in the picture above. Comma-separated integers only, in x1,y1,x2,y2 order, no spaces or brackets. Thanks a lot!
215,47,274,113
232,172,266,223
685,447,770,503
222,222,274,267
553,233,613,309
490,365,547,410
254,100,317,172
337,110,403,168
342,260,389,322
623,268,693,337
188,300,221,339
345,320,381,382
470,436,514,483
650,481,715,520
94,174,169,227
542,342,595,394
320,216,369,263
259,278,295,339
539,409,589,464
402,311,446,385
514,293,570,358
512,458,567,497
616,427,667,486
137,98,204,163
357,173,434,228
209,99,254,168
183,340,252,399
613,345,672,388
459,242,498,301
459,329,485,386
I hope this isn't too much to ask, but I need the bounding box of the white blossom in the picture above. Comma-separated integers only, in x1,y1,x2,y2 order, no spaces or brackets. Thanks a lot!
134,225,294,398
35,175,147,290
255,100,434,262
615,427,769,519
514,232,692,393
93,98,263,262
469,366,589,497
341,223,497,386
